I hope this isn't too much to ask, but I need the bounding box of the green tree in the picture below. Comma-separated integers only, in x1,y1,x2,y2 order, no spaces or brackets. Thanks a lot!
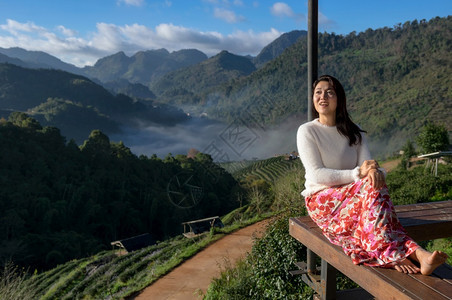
0,115,241,271
401,140,416,169
416,122,450,154
80,130,111,157
8,112,42,130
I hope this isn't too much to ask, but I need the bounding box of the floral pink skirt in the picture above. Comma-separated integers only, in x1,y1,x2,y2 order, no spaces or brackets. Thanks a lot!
305,179,419,267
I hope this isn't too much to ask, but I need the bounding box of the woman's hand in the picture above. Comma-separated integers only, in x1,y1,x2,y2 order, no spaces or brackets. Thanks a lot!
367,168,386,190
359,160,379,178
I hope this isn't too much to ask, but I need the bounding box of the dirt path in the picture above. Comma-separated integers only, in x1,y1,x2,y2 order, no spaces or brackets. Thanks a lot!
382,158,400,173
133,219,270,300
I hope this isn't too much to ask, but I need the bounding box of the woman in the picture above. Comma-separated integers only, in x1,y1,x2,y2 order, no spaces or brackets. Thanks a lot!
296,74,448,275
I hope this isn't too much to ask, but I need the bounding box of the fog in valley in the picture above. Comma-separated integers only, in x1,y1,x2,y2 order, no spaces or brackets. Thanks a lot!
111,115,302,162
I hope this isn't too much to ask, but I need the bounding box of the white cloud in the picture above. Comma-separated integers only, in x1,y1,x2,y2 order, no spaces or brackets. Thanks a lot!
0,19,46,35
319,12,336,30
0,19,282,67
214,8,245,23
270,2,304,22
117,0,145,6
57,25,78,37
271,2,294,17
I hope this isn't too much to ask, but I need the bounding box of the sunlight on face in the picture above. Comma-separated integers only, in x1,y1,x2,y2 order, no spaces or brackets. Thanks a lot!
313,80,338,120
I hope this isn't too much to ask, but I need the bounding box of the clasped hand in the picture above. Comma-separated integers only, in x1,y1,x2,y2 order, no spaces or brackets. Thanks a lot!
359,160,385,189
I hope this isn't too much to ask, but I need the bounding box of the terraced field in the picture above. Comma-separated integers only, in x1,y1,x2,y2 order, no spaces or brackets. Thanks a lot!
221,156,303,182
25,236,202,300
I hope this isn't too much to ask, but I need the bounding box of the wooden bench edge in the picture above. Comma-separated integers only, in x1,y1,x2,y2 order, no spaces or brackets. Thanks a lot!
288,217,452,299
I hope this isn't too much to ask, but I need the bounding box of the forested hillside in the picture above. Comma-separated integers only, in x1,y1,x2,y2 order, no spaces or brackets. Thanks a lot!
0,47,81,74
0,63,189,143
151,50,257,107
164,16,451,156
7,143,451,299
0,17,449,157
0,113,241,271
253,30,307,68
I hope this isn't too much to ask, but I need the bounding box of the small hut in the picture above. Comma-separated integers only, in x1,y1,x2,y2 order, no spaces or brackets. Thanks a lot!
182,216,224,238
111,233,156,255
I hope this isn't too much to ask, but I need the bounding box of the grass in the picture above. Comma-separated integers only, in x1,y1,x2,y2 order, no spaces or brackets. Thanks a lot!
0,263,37,300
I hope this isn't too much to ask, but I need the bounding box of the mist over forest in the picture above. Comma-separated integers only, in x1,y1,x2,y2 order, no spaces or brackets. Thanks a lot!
111,114,302,161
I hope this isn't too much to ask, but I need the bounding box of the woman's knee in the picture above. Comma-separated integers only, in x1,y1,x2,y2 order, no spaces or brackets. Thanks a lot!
361,178,388,194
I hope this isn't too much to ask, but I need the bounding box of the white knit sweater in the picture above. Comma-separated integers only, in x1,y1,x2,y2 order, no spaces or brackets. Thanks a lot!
296,119,371,197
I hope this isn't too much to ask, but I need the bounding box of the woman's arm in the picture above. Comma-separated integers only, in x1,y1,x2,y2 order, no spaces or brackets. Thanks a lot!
297,125,360,186
356,133,387,189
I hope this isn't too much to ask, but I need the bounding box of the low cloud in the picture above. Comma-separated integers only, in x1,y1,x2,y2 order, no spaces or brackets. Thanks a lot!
0,18,282,67
111,114,303,161
271,2,305,22
57,25,78,37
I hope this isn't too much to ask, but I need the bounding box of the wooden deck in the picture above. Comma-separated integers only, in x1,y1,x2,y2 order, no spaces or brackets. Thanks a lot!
289,200,452,300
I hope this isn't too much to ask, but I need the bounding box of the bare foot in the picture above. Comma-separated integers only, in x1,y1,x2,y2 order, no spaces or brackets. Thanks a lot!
393,258,420,274
414,249,449,275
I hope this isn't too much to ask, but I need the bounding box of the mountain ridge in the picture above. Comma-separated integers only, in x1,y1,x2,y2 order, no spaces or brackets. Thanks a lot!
0,63,189,142
253,29,307,68
0,46,82,74
151,50,256,104
0,28,299,90
0,17,450,157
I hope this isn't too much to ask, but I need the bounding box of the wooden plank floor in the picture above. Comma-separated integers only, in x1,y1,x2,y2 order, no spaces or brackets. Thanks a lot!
396,200,452,241
289,200,452,300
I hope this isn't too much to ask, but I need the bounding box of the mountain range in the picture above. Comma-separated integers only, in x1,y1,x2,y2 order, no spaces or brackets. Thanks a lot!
0,30,306,91
0,29,306,152
0,17,451,158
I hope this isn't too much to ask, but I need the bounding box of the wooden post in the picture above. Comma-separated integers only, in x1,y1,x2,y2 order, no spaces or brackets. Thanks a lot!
307,0,318,122
307,0,319,281
307,248,317,273
307,3,331,297
320,259,336,300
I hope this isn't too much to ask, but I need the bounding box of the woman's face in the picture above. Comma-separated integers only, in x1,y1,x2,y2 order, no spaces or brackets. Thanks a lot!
313,80,338,118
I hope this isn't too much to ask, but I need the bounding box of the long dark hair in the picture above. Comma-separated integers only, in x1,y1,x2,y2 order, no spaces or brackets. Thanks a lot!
312,75,365,145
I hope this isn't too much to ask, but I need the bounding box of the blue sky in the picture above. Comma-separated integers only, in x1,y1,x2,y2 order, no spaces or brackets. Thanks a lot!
0,0,450,67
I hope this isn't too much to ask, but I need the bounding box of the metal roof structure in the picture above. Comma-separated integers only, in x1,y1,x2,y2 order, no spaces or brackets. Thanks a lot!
417,151,452,176
111,233,156,254
417,151,452,159
182,216,224,238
